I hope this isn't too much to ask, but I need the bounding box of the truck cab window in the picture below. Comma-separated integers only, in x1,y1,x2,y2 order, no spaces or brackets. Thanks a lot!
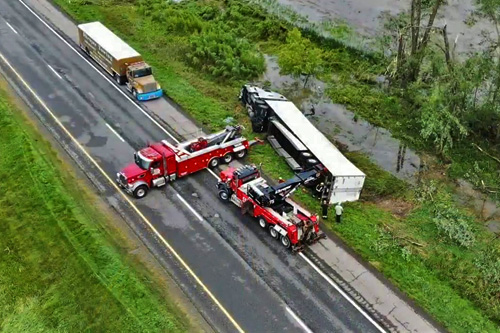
133,67,152,78
135,152,152,170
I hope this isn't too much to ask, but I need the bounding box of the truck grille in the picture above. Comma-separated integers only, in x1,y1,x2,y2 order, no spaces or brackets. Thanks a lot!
119,173,127,186
143,82,157,93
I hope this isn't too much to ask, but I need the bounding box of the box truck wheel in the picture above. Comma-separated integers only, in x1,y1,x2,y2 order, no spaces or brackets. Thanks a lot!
280,235,291,248
115,74,124,85
269,226,279,239
133,185,148,199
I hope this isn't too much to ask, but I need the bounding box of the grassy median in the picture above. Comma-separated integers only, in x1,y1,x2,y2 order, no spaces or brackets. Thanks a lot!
50,1,500,332
0,84,190,331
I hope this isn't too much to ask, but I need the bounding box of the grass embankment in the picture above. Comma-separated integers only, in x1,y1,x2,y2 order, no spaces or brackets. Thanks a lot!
51,0,499,331
0,86,189,331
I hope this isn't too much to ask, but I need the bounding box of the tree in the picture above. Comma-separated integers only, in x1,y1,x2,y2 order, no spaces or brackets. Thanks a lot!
278,28,324,87
394,0,444,86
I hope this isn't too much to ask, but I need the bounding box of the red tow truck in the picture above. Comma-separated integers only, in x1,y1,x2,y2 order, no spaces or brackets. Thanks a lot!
216,164,326,251
117,125,259,198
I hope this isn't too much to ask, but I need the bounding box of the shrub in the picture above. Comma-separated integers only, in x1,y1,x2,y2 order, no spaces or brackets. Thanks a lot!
186,26,265,80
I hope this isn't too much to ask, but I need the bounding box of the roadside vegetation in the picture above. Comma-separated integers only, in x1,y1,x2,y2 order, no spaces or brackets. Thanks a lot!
51,0,500,331
0,85,189,331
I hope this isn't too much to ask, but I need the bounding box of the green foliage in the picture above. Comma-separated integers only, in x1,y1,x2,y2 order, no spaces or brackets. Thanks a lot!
345,151,408,198
417,180,476,248
187,26,265,80
278,28,325,83
0,89,189,332
138,0,207,34
50,0,500,330
432,202,476,248
419,83,468,154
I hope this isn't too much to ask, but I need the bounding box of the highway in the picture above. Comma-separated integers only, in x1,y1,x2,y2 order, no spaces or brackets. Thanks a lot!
0,1,381,332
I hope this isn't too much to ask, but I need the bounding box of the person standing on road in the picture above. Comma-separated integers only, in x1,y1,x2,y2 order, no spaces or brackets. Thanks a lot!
335,202,343,223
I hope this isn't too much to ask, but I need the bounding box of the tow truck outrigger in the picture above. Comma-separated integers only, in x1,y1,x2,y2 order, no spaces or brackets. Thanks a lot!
217,164,326,252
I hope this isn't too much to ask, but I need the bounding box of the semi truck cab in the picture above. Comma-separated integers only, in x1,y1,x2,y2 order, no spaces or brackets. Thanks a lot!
125,62,162,101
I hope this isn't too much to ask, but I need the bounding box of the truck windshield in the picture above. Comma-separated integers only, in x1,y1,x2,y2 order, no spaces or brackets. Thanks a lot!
135,152,152,170
132,67,152,78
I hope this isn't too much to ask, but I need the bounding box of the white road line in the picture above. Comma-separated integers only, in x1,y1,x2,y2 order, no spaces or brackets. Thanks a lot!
299,253,387,333
17,0,179,144
286,307,313,333
5,21,18,34
105,123,125,142
176,193,204,222
0,51,245,333
16,2,388,331
47,64,62,79
17,0,229,185
207,168,221,180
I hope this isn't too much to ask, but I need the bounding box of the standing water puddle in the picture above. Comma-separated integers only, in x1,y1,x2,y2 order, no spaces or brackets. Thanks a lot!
259,55,422,183
272,0,495,54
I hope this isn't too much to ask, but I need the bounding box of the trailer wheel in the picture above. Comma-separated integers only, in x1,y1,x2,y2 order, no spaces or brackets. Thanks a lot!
115,74,123,85
218,190,230,202
235,149,247,159
209,157,219,168
223,153,233,164
133,185,148,199
258,217,268,229
269,226,279,239
280,235,291,248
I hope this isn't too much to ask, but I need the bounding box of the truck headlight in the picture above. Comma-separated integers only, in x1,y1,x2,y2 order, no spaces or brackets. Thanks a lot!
156,83,161,90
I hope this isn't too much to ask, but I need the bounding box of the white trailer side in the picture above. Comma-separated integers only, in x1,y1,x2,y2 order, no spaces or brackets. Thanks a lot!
265,100,365,204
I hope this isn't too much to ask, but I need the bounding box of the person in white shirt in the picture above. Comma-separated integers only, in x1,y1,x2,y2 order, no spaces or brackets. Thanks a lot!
335,202,343,223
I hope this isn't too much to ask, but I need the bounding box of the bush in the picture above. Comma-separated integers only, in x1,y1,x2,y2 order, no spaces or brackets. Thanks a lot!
187,26,265,80
432,202,476,248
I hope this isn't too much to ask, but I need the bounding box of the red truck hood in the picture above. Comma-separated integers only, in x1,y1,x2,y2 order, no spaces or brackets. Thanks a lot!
121,163,146,179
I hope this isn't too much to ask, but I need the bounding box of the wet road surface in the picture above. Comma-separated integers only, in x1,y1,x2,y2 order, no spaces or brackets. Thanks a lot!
0,1,380,332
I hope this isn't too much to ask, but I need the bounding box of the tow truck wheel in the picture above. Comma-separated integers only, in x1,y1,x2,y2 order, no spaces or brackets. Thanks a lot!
269,226,279,239
133,185,148,199
209,157,219,168
280,235,291,248
218,190,230,202
235,149,247,159
223,153,233,164
258,218,267,229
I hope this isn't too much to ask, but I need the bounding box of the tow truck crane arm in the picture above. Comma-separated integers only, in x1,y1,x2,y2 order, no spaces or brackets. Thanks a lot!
272,168,320,200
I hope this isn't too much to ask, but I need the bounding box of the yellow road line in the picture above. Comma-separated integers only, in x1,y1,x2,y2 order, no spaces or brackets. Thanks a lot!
0,52,245,333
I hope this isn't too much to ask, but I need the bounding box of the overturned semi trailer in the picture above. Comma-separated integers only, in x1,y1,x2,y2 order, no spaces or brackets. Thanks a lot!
265,100,366,207
239,85,365,214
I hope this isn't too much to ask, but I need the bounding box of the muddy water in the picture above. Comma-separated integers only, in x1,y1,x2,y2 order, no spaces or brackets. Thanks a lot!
456,179,500,233
275,0,495,54
261,55,422,182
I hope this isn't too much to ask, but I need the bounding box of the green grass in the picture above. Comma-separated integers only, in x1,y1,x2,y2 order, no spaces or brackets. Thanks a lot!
49,1,500,331
0,86,190,331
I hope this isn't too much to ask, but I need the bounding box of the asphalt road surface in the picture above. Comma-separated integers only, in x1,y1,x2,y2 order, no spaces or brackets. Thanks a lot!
0,1,380,332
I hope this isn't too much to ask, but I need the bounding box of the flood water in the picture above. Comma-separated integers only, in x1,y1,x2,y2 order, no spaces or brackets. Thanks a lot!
260,55,422,182
275,0,495,54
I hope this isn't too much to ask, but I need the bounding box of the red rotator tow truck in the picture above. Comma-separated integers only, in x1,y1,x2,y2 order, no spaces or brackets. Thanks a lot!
217,164,326,252
117,125,260,198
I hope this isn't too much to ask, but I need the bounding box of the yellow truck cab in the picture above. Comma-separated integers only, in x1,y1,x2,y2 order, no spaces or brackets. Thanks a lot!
77,22,163,101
